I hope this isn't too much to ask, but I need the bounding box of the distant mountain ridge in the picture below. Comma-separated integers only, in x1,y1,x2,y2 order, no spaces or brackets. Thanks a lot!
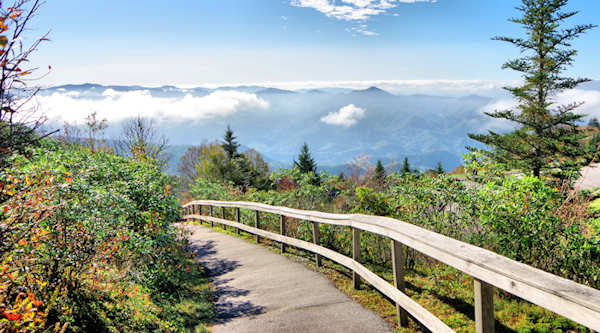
39,83,517,173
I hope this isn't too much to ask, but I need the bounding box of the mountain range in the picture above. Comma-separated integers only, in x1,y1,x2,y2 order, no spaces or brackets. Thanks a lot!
40,82,600,174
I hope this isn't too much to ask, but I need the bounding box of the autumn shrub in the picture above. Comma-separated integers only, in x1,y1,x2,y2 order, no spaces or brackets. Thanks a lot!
0,140,213,332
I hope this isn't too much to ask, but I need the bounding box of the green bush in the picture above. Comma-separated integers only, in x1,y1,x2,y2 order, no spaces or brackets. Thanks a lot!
1,140,213,332
189,167,599,289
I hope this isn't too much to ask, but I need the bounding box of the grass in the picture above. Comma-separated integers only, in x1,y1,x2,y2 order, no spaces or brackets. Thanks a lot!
190,219,588,333
589,197,600,212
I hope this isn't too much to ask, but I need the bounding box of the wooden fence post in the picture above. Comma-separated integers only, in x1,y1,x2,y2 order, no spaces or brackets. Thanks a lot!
312,222,322,267
280,215,287,253
236,207,241,235
352,227,361,290
391,239,409,327
474,279,495,333
254,210,260,243
209,206,214,228
198,205,202,224
222,206,226,230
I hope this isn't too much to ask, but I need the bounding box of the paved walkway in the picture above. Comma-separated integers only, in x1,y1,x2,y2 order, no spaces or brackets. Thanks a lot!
575,163,600,191
183,223,392,333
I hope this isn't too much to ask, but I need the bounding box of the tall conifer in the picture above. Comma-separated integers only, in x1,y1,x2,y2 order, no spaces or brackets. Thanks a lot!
468,0,596,178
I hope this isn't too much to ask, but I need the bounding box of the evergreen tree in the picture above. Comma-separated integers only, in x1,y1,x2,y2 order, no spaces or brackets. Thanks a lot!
435,161,444,174
468,0,596,178
294,142,317,174
374,160,386,182
588,117,600,128
222,125,240,159
338,171,345,181
401,157,411,175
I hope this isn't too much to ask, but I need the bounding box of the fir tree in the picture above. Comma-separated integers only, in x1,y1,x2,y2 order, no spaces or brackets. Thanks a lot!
294,142,317,174
435,161,444,174
374,160,386,182
401,157,411,175
222,125,240,159
338,171,345,181
468,0,596,178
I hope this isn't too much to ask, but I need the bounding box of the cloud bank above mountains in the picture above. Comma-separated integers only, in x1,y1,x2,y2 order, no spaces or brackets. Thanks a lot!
28,80,600,129
23,80,600,170
31,90,270,124
194,79,517,96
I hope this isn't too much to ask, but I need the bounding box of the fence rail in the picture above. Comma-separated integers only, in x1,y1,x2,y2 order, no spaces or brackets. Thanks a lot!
182,200,600,332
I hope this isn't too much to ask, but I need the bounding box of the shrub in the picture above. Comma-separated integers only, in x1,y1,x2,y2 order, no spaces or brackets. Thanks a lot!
0,140,213,332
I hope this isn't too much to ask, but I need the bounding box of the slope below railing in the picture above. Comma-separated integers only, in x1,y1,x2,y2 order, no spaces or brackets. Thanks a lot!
182,200,600,332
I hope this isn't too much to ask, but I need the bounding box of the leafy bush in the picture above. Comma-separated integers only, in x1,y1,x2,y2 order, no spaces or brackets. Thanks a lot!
189,165,599,289
0,140,213,332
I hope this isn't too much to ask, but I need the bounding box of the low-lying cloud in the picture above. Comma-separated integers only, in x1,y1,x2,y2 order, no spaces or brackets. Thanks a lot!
194,79,517,97
321,104,366,127
30,90,270,125
477,88,600,130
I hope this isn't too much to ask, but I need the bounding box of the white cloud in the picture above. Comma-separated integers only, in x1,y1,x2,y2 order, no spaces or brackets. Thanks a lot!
555,89,600,116
290,0,435,21
28,90,269,125
476,88,600,130
321,104,366,127
347,24,379,36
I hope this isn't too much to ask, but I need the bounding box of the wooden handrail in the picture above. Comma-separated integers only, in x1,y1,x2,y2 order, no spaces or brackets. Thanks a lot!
182,200,600,332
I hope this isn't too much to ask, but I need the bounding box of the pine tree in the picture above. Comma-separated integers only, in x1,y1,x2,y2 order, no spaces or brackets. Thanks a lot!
374,160,386,182
222,125,240,159
294,142,317,174
338,171,345,181
435,161,444,174
401,157,411,175
468,0,596,178
588,117,600,128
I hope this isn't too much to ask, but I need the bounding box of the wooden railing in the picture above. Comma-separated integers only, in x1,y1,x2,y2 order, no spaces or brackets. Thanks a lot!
182,200,600,333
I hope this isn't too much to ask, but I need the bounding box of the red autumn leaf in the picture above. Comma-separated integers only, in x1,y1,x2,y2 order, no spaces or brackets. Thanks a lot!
65,177,73,183
2,312,22,321
18,239,27,246
2,206,7,213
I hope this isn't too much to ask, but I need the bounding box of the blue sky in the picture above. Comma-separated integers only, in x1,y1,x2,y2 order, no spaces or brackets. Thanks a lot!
30,0,600,87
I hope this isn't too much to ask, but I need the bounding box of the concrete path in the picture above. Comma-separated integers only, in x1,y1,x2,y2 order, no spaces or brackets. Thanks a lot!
575,163,600,191
183,223,393,333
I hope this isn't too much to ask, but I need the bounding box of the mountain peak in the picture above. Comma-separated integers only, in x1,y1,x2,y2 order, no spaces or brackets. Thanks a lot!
256,87,296,95
350,86,392,95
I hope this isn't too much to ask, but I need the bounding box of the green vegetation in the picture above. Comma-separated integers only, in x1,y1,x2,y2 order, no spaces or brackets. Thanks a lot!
178,127,272,194
469,0,596,179
1,141,213,332
185,150,599,330
2,0,599,331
